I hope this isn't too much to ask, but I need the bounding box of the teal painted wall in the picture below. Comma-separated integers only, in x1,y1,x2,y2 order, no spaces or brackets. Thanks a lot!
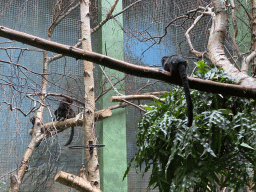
98,0,128,191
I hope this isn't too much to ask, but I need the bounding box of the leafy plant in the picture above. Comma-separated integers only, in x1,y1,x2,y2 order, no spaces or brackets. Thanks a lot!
194,60,208,78
124,61,256,191
194,60,239,84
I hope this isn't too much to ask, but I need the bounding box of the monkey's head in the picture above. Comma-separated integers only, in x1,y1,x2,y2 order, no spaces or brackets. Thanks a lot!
162,55,187,65
161,55,187,71
161,56,171,66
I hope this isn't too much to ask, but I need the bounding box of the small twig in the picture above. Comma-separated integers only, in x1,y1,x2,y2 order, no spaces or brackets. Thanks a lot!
49,1,80,36
3,101,38,117
0,59,46,75
49,93,84,106
137,7,208,44
28,93,84,106
111,0,142,18
99,65,123,96
0,168,17,180
107,103,129,110
136,80,161,94
26,94,47,107
121,99,146,112
48,40,82,62
224,44,241,71
0,47,43,52
95,74,128,102
139,15,188,43
236,0,251,20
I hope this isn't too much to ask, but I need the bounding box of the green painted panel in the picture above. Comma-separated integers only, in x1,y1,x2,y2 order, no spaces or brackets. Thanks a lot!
98,0,127,191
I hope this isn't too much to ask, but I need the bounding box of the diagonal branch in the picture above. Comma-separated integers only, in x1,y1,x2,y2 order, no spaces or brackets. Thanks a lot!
91,0,119,34
185,14,205,58
0,26,256,98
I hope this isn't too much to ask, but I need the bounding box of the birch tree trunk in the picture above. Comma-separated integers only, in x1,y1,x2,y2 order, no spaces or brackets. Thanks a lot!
208,0,256,87
80,0,100,188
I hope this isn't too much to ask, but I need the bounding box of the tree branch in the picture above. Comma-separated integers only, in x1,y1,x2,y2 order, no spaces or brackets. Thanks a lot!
185,14,205,58
207,0,256,87
0,26,256,98
54,171,102,192
36,109,112,137
91,0,119,34
111,95,164,102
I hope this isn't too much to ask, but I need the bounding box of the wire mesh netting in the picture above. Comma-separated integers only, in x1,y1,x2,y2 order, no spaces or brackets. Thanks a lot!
0,0,88,191
123,0,211,191
0,0,246,191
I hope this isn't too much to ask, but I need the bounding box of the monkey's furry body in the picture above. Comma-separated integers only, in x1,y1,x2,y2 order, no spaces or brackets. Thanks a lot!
161,55,193,127
54,98,76,146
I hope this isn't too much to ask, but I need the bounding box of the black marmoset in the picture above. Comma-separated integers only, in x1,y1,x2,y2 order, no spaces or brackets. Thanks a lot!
54,98,76,146
161,55,193,127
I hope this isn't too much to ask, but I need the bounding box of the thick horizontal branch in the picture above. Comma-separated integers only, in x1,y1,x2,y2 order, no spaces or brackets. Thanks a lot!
54,171,102,192
0,26,256,98
41,116,83,136
94,108,112,121
35,109,112,136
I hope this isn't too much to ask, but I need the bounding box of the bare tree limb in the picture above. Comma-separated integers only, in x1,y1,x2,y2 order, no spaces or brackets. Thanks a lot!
136,80,160,94
111,0,142,18
54,171,102,192
185,14,205,58
31,109,112,137
95,75,127,102
242,50,256,73
237,0,251,20
91,0,119,33
48,1,80,37
120,99,146,112
48,40,82,62
207,0,256,87
41,93,84,106
111,95,164,102
3,101,38,117
0,26,256,97
142,91,168,95
99,65,123,96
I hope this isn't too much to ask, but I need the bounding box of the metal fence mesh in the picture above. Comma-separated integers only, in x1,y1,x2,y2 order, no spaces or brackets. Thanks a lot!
0,0,212,191
0,1,86,191
123,0,210,191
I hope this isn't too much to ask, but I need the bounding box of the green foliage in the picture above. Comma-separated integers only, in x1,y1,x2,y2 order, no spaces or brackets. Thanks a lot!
194,60,208,78
194,60,239,84
124,61,256,191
